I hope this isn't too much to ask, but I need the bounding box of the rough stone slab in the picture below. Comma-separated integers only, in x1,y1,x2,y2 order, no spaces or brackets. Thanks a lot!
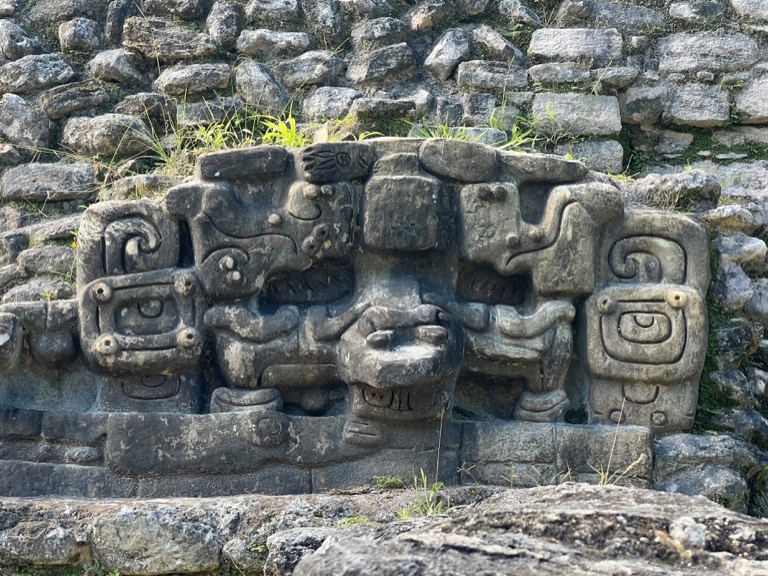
0,20,43,61
122,17,217,61
0,520,80,566
0,408,43,439
471,24,522,62
456,60,528,96
532,93,622,136
554,139,624,174
462,420,555,465
236,29,310,58
0,94,48,150
245,0,299,23
38,81,110,120
235,59,289,112
347,43,416,85
658,31,759,74
272,50,344,90
303,86,362,121
17,245,74,276
424,28,470,81
87,48,143,86
663,83,730,128
0,461,136,498
0,54,75,94
732,0,768,20
62,114,152,158
59,17,100,53
529,28,623,64
196,146,288,179
41,411,108,445
734,76,768,124
0,162,96,202
669,1,725,22
351,17,408,52
93,507,221,575
137,467,312,497
153,63,231,96
619,84,668,125
1,278,74,304
528,62,591,84
177,97,243,127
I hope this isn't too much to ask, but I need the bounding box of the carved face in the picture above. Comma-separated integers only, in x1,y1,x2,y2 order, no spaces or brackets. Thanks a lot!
338,303,462,422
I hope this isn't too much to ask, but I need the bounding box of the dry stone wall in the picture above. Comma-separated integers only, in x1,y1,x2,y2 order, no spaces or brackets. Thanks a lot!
0,0,763,515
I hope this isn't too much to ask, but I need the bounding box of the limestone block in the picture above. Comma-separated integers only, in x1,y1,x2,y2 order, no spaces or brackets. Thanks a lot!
734,76,768,124
0,163,95,203
237,29,310,58
122,17,217,61
663,83,730,128
532,93,622,136
0,94,48,150
457,60,528,96
731,0,768,20
38,82,110,120
87,49,143,86
303,87,362,121
555,140,623,173
273,50,344,89
0,54,74,94
618,84,668,125
347,43,416,85
470,24,523,62
245,0,299,23
658,31,759,74
424,28,470,81
529,28,623,64
669,1,725,22
58,17,100,52
351,17,408,52
206,0,241,49
0,20,42,61
61,114,153,158
235,59,289,112
153,63,231,96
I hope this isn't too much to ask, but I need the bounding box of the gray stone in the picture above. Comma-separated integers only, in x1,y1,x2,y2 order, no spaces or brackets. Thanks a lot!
347,43,415,85
265,527,332,576
114,92,172,128
711,369,754,409
38,82,110,120
58,17,99,52
619,169,720,209
235,60,289,113
470,24,523,63
1,278,74,304
713,262,753,311
731,0,768,20
664,83,730,128
745,278,768,324
351,17,407,52
122,17,217,62
529,28,622,65
528,62,591,84
587,1,664,34
206,0,241,50
734,76,768,124
461,91,497,126
17,245,75,277
714,318,758,370
153,63,231,97
92,507,221,574
177,97,244,127
499,0,541,26
660,466,750,513
714,410,768,457
349,97,415,122
456,60,527,96
619,85,669,125
301,0,342,44
0,0,15,16
713,232,768,271
245,0,299,23
62,114,152,158
459,0,489,16
554,140,623,173
590,66,639,90
0,20,42,61
237,29,310,58
105,174,182,201
303,87,361,121
409,125,507,146
714,126,768,147
0,54,74,95
87,49,143,86
669,1,725,22
0,94,48,150
532,93,622,136
144,0,205,20
27,0,108,28
658,31,759,74
700,204,757,235
408,0,454,30
424,28,469,81
273,50,343,89
0,521,80,565
0,162,95,202
105,0,142,46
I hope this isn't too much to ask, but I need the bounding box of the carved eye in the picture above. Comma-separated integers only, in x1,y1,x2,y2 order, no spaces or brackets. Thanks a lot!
302,237,320,256
91,282,112,303
336,152,351,167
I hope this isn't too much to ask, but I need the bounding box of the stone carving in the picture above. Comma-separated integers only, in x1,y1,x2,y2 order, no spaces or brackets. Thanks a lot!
0,139,708,496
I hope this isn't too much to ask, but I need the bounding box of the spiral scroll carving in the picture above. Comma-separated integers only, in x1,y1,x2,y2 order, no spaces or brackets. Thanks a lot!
608,236,685,284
